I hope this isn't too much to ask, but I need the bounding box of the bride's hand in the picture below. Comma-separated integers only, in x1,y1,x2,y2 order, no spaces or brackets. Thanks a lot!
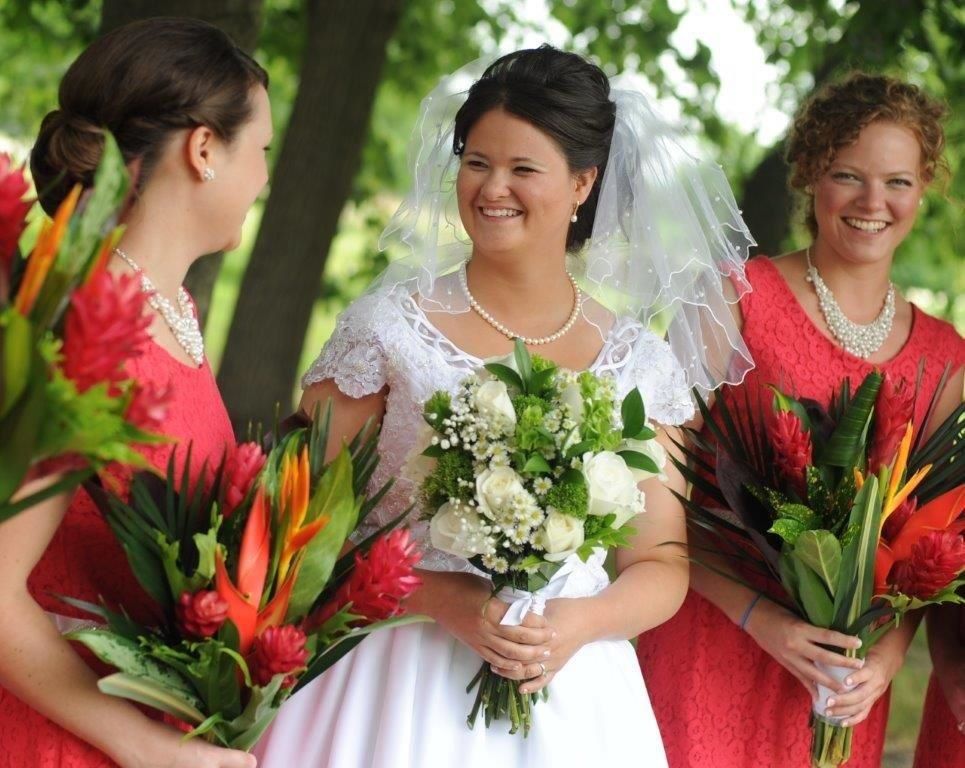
413,571,554,671
493,597,589,694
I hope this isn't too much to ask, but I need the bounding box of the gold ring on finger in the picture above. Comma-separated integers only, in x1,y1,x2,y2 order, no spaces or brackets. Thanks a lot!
537,661,547,677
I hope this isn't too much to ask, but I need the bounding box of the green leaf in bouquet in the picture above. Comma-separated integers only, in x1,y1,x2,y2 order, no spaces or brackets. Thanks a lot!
908,400,965,504
484,362,524,393
513,338,533,389
56,595,145,641
0,307,32,418
805,466,833,522
220,674,289,751
831,476,882,632
521,453,552,475
85,480,172,610
564,438,595,460
618,449,661,476
769,386,811,431
620,387,647,439
877,579,965,615
0,467,93,524
193,637,244,721
768,518,808,545
98,672,205,724
775,503,819,528
287,449,359,621
293,614,431,694
308,604,361,645
58,134,129,277
529,366,557,397
793,530,841,598
67,629,201,705
790,554,834,627
818,371,882,469
0,343,45,509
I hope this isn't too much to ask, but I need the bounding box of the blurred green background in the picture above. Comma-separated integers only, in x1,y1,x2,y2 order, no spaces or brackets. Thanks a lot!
3,1,960,763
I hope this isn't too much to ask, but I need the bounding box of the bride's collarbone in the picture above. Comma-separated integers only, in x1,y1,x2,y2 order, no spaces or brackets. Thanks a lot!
426,310,609,371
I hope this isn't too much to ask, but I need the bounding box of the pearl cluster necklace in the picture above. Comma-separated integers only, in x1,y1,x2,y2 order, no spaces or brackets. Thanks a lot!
114,248,205,366
459,261,582,346
805,247,895,360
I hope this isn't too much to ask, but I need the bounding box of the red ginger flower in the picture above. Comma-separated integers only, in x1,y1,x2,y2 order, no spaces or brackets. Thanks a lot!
881,496,917,544
222,442,266,518
890,531,965,600
869,373,915,473
176,590,229,639
0,154,31,276
768,410,812,498
311,529,422,630
62,270,151,392
125,379,171,431
248,625,309,688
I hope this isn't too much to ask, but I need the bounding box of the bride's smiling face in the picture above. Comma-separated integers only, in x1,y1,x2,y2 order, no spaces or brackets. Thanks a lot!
456,107,593,258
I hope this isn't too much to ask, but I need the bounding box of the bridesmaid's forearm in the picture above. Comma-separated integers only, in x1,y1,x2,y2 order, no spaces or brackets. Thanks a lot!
577,556,689,642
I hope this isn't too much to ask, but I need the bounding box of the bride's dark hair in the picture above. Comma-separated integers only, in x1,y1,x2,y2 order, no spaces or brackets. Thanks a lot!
31,17,268,215
452,45,616,251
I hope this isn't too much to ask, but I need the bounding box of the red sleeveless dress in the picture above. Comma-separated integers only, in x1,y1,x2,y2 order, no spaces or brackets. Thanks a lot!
0,340,234,767
636,256,965,767
914,605,965,767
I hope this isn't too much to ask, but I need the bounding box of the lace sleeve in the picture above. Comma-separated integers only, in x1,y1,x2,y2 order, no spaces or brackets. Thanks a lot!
629,330,696,426
301,295,388,398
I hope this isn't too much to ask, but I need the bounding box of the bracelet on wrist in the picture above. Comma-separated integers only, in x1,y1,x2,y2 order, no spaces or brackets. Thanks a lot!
739,592,763,631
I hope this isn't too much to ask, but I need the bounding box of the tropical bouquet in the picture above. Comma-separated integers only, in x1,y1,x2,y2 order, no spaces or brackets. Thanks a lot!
64,409,424,750
407,339,668,736
674,369,965,768
0,138,168,523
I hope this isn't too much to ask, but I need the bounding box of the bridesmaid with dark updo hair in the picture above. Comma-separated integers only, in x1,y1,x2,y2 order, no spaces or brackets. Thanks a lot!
0,17,272,768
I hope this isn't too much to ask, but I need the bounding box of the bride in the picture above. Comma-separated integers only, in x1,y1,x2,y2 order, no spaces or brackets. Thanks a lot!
253,46,754,767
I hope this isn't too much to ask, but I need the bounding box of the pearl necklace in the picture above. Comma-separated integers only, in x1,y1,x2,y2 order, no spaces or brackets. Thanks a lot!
459,261,582,346
805,247,895,360
114,248,205,366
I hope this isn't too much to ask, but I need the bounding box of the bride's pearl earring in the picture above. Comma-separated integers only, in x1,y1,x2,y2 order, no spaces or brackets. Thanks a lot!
202,167,216,182
570,201,580,224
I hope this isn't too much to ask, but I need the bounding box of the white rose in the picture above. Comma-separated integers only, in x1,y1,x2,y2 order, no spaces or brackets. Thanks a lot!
475,466,526,518
620,433,668,483
538,508,585,562
583,451,639,524
559,379,585,425
473,380,517,431
402,422,438,486
429,503,489,559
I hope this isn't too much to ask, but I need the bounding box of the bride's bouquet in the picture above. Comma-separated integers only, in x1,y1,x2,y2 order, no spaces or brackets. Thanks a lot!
0,138,168,522
65,412,424,750
675,369,964,767
408,340,667,736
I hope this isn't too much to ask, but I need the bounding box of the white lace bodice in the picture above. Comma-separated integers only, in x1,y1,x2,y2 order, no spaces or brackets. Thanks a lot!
302,287,695,572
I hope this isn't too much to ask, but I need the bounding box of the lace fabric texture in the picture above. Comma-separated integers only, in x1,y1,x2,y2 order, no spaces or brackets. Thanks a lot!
302,285,694,571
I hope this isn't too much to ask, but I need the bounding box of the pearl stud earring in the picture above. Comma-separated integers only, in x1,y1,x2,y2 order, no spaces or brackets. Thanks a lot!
202,167,216,182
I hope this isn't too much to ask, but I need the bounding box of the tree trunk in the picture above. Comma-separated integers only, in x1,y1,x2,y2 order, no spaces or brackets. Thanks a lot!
100,0,264,326
217,0,405,433
738,0,924,255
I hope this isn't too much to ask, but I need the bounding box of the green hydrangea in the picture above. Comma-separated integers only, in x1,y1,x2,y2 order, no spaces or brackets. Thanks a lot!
422,449,474,507
544,480,588,520
423,390,452,428
583,512,616,539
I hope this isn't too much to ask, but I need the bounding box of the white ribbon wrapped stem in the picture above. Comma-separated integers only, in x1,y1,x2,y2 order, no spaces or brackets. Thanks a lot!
495,554,609,628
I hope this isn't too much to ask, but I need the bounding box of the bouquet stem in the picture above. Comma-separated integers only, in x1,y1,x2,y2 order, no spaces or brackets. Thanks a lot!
811,716,853,768
466,661,546,736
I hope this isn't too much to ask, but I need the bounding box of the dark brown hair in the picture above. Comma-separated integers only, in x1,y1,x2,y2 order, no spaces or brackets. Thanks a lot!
31,17,269,214
453,46,616,251
786,71,948,236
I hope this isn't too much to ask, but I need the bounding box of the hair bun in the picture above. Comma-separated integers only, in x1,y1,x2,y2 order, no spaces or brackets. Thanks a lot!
31,109,105,214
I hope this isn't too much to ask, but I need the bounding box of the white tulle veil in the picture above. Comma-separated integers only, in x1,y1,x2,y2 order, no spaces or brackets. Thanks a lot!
369,55,755,394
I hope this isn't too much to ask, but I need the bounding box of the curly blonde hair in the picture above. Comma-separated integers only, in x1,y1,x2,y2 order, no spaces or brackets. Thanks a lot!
786,72,949,236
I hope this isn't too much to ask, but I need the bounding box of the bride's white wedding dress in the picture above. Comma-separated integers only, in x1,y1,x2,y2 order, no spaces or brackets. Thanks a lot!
253,286,694,768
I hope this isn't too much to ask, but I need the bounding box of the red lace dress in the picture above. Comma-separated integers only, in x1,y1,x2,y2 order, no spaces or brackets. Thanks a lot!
636,256,965,767
0,339,234,768
914,606,965,768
